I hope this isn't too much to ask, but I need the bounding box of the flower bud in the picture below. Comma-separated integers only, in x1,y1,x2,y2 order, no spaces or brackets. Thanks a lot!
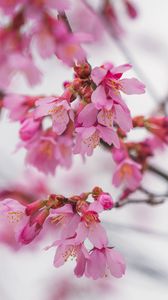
97,193,114,210
26,200,45,216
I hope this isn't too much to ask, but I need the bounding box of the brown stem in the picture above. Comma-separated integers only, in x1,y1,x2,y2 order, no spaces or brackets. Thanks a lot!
115,195,167,208
148,165,168,182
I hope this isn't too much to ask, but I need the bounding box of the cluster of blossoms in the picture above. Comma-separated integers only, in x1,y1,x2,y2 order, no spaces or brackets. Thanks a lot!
0,0,168,285
0,187,126,279
0,0,92,89
4,62,145,174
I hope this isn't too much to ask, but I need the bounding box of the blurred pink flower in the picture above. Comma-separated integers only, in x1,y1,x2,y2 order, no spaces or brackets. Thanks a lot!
4,94,37,121
0,198,27,243
35,96,74,135
74,125,119,156
19,115,42,141
25,131,73,174
113,158,142,191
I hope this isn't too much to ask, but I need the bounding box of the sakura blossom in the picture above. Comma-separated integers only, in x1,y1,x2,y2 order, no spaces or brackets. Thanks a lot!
86,247,125,280
113,158,142,191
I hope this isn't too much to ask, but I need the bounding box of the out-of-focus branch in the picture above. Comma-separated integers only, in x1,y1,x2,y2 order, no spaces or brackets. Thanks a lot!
115,194,168,208
148,164,168,181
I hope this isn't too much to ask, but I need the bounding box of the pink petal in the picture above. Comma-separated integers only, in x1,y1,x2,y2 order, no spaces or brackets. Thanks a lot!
51,204,73,215
75,222,88,243
105,248,126,278
78,103,98,126
112,169,122,187
91,67,107,85
91,85,108,109
89,202,103,213
74,246,88,277
52,109,69,135
112,64,132,75
98,125,120,148
61,214,80,239
114,104,133,132
88,223,108,249
54,244,67,267
120,78,145,94
97,109,114,128
86,249,106,279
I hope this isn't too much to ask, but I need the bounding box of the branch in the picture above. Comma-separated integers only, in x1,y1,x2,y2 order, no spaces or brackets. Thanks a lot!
148,164,168,181
115,194,168,208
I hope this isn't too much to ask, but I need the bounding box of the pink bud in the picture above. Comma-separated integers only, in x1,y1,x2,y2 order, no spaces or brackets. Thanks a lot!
97,193,114,210
125,0,138,19
26,200,45,216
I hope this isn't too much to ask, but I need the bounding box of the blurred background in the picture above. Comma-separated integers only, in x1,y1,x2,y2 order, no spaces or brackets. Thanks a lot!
0,0,168,299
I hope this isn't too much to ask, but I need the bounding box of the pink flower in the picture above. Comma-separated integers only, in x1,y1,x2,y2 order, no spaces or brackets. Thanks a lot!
75,210,108,249
25,131,73,174
0,52,42,89
91,63,145,112
113,158,142,191
74,125,119,156
25,132,58,175
86,247,125,279
32,21,57,59
19,116,41,141
35,97,73,135
0,198,28,242
51,239,89,277
72,1,104,41
4,94,37,122
97,104,132,133
54,21,89,66
50,204,80,239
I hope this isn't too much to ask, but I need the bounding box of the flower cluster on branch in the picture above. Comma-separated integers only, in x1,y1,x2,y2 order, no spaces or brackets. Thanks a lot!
0,0,168,282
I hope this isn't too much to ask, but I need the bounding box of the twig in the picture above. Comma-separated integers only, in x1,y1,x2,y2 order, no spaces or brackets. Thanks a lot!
115,195,167,208
148,164,168,182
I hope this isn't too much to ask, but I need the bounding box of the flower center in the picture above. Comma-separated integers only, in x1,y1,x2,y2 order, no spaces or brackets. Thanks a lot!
120,163,132,177
7,211,24,223
63,245,78,262
83,131,100,149
82,211,99,227
40,141,53,157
